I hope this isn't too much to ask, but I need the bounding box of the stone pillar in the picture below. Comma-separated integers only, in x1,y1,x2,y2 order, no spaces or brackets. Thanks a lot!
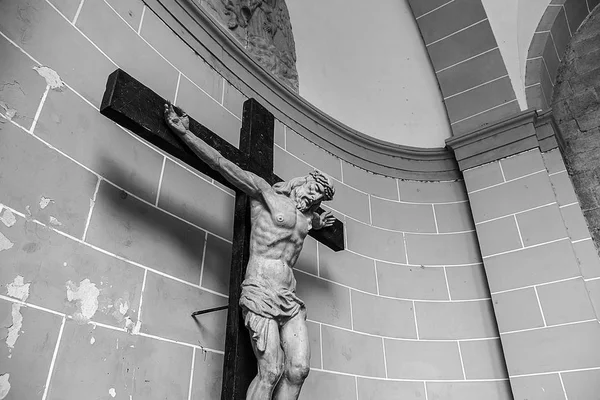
448,110,600,400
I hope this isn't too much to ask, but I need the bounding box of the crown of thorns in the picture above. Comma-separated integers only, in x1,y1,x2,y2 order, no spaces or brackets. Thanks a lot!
308,170,335,201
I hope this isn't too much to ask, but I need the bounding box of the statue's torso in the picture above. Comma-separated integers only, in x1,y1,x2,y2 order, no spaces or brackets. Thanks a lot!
245,192,310,290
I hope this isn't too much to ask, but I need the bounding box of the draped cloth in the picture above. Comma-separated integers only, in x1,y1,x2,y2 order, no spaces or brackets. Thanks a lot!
239,277,305,352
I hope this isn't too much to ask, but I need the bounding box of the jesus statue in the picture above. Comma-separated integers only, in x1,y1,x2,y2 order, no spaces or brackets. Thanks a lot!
164,103,335,399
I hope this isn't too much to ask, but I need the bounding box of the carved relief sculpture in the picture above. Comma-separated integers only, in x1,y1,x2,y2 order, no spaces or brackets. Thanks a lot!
164,103,334,399
202,0,299,92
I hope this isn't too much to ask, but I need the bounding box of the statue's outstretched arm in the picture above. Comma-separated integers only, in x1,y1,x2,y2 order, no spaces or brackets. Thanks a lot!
164,103,271,198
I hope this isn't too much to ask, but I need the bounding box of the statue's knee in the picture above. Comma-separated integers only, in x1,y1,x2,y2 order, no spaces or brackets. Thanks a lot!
261,363,284,385
286,362,310,384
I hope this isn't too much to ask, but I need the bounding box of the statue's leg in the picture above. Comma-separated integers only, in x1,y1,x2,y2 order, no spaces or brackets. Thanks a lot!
273,308,310,400
245,312,284,400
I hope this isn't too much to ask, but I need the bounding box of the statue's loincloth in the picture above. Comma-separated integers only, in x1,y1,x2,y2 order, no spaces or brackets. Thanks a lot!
239,277,305,352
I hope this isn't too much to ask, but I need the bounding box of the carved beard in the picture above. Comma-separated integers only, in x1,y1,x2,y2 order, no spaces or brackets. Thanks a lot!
295,197,309,213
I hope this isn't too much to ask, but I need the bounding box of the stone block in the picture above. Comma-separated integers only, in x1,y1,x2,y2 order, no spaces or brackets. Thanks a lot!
0,212,144,327
543,38,561,82
415,300,497,339
562,368,600,400
47,0,79,20
492,288,545,333
50,321,193,399
398,180,467,203
445,77,516,124
446,264,490,300
384,339,463,380
499,149,545,181
484,239,580,292
0,300,63,400
158,159,235,241
561,172,593,209
318,243,377,293
76,0,178,102
37,87,164,203
564,0,589,33
550,8,571,57
86,181,206,284
327,180,370,223
416,0,487,45
223,80,246,119
176,75,241,148
437,49,507,98
426,381,513,400
427,19,496,72
0,34,47,128
141,271,227,350
502,321,600,375
561,203,591,240
351,290,417,339
346,220,405,263
405,231,481,265
274,145,312,182
274,119,285,148
306,321,321,368
191,350,223,399
321,325,385,377
105,0,145,29
510,373,565,400
434,202,475,233
463,161,504,193
536,278,596,325
357,378,425,400
451,98,521,136
341,163,399,200
574,48,600,76
586,279,600,314
296,271,351,329
285,129,341,180
298,370,356,400
460,339,508,379
469,172,556,223
140,9,223,101
370,198,436,233
516,204,568,246
376,262,449,300
573,239,600,279
0,0,116,107
0,123,98,238
566,88,600,118
201,234,231,295
477,216,522,257
407,0,452,18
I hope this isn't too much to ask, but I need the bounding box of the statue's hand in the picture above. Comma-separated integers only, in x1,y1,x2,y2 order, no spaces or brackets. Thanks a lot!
164,102,189,136
318,210,335,228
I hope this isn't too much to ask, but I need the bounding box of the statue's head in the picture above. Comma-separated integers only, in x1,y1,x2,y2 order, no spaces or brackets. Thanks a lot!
273,170,335,212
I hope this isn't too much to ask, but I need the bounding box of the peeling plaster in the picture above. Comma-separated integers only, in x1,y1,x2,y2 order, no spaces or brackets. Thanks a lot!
25,206,31,216
39,196,54,209
0,209,16,228
6,304,23,352
0,233,13,252
0,374,10,400
48,216,62,227
33,66,64,91
7,276,30,301
109,388,116,398
111,298,129,323
90,336,95,345
0,101,16,122
66,279,100,323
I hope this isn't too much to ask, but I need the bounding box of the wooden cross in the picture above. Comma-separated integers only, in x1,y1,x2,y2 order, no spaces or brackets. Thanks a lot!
100,69,344,400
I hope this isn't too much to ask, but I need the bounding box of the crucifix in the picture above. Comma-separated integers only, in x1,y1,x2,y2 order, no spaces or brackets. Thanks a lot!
100,69,344,400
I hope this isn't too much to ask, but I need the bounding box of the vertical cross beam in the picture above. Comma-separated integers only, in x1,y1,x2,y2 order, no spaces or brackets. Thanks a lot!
221,99,274,400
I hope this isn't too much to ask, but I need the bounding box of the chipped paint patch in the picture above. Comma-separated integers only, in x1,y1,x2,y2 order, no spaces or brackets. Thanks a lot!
0,374,10,400
0,209,15,228
111,297,129,323
7,276,30,301
25,206,31,216
0,101,16,122
48,216,62,227
39,196,54,209
0,233,13,252
33,66,64,91
109,388,116,398
90,336,95,345
6,304,23,351
66,279,100,323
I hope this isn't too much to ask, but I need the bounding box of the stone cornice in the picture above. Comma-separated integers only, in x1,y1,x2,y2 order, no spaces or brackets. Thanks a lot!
446,109,541,171
144,0,460,180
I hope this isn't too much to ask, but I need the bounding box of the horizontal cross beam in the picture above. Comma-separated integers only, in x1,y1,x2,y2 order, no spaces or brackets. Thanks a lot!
100,69,344,251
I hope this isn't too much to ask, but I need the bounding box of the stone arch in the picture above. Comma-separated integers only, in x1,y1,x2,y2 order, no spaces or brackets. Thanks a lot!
525,0,598,110
552,5,600,248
